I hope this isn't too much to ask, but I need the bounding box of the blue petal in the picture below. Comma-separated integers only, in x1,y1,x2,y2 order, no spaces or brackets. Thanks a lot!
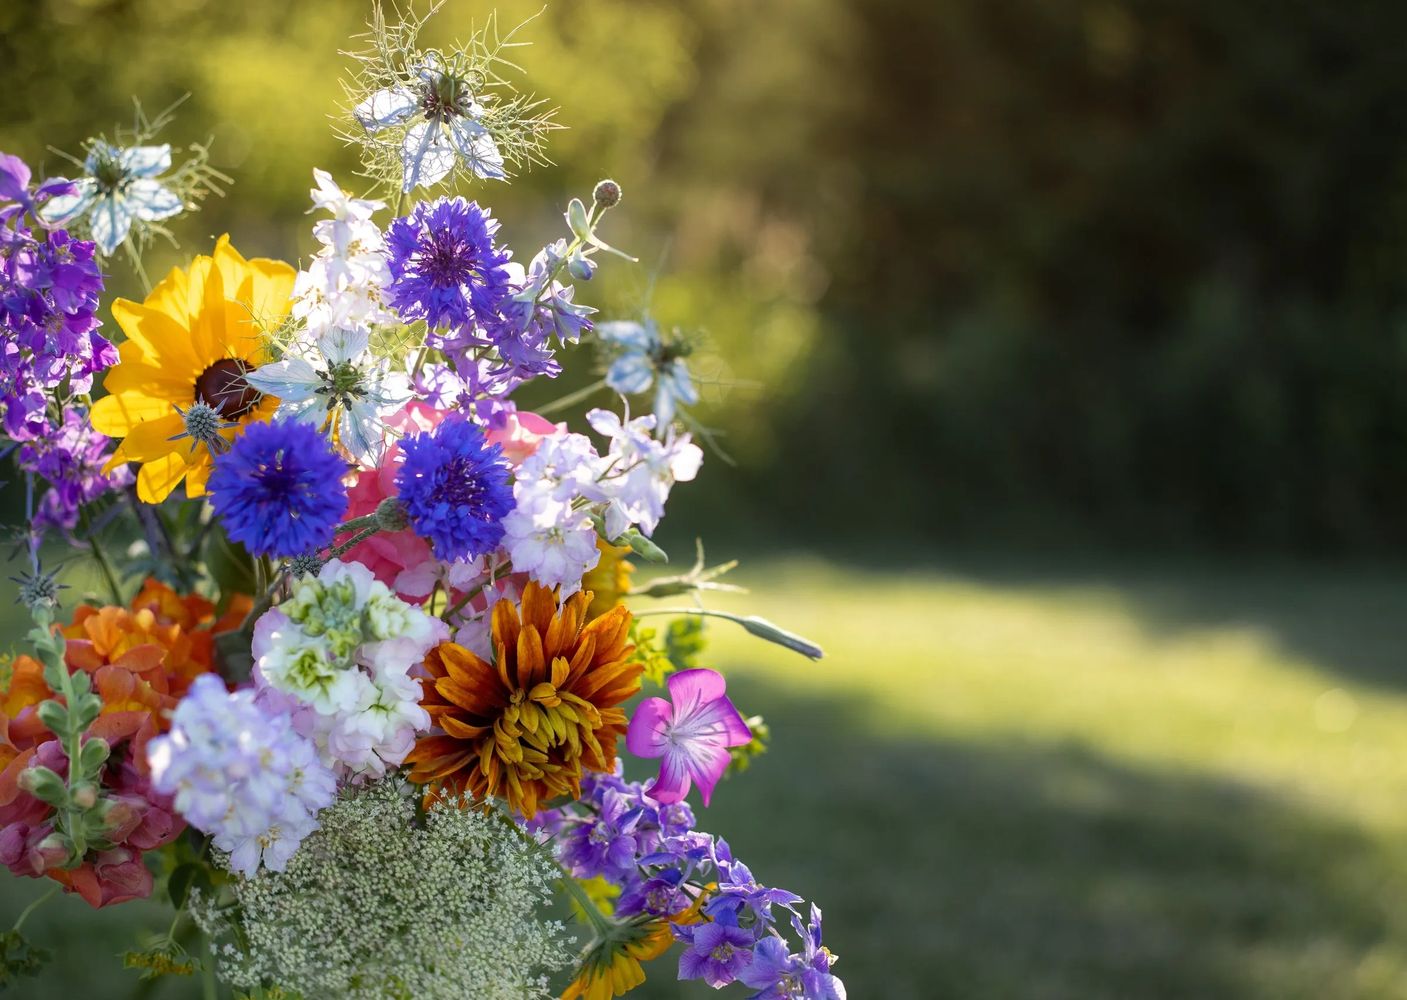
607,355,655,396
36,179,96,226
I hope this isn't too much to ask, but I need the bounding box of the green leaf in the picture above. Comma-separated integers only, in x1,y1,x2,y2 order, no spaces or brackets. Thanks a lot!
166,862,201,910
0,929,50,987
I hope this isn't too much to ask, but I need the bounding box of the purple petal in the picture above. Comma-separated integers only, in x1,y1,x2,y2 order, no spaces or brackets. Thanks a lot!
666,668,727,714
626,697,674,758
689,696,753,747
645,750,692,803
0,154,31,203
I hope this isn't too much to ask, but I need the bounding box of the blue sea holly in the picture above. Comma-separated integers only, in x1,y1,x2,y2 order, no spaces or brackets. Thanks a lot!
354,53,506,191
39,142,182,255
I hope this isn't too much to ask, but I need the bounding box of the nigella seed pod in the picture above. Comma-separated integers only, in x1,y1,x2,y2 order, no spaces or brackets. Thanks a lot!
592,178,622,209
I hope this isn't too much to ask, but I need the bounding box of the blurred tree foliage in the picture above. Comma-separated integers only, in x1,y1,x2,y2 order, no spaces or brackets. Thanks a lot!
3,0,1407,550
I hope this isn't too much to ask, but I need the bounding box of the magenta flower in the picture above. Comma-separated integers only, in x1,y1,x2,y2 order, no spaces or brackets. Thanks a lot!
626,668,752,807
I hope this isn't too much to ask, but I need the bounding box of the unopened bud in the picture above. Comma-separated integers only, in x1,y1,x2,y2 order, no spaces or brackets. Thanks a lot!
70,782,98,810
18,765,66,807
592,179,622,210
374,497,408,532
30,832,72,873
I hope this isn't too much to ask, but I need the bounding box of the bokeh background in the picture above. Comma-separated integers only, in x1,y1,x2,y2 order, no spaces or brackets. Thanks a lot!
3,0,1407,997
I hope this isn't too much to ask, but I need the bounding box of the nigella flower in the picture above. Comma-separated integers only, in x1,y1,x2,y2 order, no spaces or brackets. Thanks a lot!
244,327,411,466
626,668,752,807
354,52,506,191
597,318,700,428
39,142,182,255
385,197,513,332
393,415,513,561
207,419,350,560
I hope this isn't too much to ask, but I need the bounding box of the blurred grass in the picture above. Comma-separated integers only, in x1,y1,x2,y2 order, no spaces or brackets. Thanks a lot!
4,553,1407,997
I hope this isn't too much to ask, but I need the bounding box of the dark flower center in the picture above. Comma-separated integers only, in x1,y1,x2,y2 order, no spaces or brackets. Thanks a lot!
253,453,303,502
421,227,482,289
195,358,260,419
432,457,491,511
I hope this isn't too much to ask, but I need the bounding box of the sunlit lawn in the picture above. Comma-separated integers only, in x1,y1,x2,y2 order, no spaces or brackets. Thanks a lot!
4,553,1407,998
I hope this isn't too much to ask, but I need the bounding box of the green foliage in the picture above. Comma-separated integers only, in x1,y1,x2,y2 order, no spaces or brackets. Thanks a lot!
0,929,50,987
725,714,769,777
630,615,707,687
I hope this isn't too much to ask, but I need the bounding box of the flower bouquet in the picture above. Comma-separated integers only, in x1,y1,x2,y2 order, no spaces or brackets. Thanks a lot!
0,4,845,999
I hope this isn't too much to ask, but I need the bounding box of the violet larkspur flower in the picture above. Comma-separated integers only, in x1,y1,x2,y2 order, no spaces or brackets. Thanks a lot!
627,668,752,807
739,908,847,1000
385,197,512,331
147,675,337,876
207,419,350,559
394,416,512,561
677,918,754,988
17,407,133,532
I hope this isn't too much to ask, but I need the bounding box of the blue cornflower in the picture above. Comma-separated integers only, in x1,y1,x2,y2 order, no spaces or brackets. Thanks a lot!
385,197,513,331
207,419,349,559
394,417,512,561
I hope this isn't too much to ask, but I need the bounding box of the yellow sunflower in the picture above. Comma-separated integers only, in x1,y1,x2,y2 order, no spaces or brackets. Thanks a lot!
91,235,295,502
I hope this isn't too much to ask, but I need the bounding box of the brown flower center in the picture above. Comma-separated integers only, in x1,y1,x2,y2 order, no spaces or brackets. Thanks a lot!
194,359,259,419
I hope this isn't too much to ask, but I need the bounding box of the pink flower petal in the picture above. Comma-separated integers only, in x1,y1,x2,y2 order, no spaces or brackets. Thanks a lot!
687,743,734,807
626,697,675,758
645,750,692,804
666,668,728,715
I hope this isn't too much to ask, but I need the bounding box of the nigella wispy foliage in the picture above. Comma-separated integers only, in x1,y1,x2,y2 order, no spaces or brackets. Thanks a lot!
40,99,229,259
193,778,569,1000
338,1,559,193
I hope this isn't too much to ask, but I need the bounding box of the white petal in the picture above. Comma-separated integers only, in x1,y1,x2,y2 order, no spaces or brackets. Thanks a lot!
400,122,456,192
89,195,135,255
355,88,420,132
37,180,97,226
316,327,368,365
126,179,183,221
244,357,321,400
448,118,506,181
119,145,172,178
341,400,385,465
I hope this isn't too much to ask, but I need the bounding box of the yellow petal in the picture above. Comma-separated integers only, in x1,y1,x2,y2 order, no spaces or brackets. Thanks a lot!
136,453,187,504
110,298,201,375
91,392,176,436
111,413,185,462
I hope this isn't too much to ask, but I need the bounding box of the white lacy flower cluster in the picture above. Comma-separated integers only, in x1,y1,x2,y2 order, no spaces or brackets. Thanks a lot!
194,779,568,1000
252,559,447,781
502,407,703,594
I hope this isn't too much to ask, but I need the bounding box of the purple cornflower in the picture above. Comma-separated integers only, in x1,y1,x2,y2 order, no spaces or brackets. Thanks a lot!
394,416,512,561
627,668,752,806
677,917,754,988
17,407,133,532
207,419,349,559
385,197,512,331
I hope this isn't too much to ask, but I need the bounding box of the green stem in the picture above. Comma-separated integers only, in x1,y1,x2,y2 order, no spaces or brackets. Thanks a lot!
558,873,614,936
201,934,217,1000
535,377,608,417
87,536,124,605
11,885,57,932
328,525,379,561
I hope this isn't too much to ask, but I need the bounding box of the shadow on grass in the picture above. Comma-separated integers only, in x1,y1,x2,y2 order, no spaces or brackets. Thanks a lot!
1,674,1401,1000
632,675,1404,1000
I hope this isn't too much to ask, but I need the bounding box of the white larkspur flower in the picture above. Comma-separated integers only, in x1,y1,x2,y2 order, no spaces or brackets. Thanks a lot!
291,169,395,337
587,407,703,539
354,53,506,191
39,142,183,254
501,480,601,595
245,326,410,466
597,318,700,428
